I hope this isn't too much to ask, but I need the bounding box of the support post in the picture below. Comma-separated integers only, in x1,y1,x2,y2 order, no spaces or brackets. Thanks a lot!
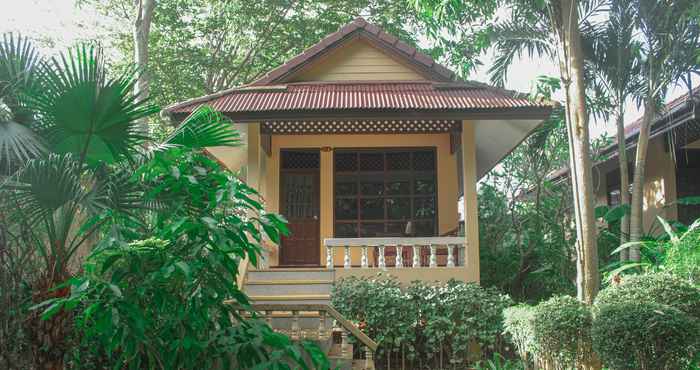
461,121,480,282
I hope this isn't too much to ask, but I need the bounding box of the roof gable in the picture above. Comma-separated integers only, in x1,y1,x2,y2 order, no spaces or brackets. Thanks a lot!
251,17,455,85
289,39,427,82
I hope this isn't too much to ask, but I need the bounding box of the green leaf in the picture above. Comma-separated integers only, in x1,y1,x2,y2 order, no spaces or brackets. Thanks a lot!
165,105,240,149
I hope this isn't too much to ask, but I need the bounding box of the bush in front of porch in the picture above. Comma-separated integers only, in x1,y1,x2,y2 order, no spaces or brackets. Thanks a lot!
331,275,514,369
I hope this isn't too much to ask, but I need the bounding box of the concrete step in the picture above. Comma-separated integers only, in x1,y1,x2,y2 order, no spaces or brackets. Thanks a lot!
245,280,333,296
248,294,330,305
247,268,334,282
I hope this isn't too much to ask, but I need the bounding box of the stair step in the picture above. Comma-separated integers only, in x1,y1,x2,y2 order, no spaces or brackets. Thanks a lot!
246,279,333,285
247,269,334,283
245,281,332,296
249,294,330,305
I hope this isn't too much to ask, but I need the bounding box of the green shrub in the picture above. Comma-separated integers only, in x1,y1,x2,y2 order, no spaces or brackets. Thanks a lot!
595,272,700,318
331,276,513,367
503,305,536,363
531,295,593,369
592,302,700,370
665,226,700,285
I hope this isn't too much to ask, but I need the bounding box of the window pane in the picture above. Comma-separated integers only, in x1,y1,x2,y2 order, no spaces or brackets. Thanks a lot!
415,179,435,195
360,181,384,196
335,198,357,220
387,198,411,219
359,223,384,237
386,181,410,195
360,198,384,220
413,221,435,236
335,152,358,172
359,152,384,171
413,151,436,171
386,222,406,236
386,152,411,170
335,177,357,196
336,223,358,237
414,197,436,219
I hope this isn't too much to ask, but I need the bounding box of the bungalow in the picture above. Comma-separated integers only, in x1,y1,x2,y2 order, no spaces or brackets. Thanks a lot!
165,17,551,283
163,18,551,366
551,87,700,231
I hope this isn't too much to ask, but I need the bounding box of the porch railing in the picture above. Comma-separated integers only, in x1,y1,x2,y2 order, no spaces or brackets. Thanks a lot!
323,237,466,269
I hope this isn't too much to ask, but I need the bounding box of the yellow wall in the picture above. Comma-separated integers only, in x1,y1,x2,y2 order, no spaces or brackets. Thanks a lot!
290,39,426,82
263,132,460,267
594,135,678,234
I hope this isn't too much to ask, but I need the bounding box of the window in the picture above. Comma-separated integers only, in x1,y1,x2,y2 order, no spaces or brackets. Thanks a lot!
606,167,634,207
334,149,437,237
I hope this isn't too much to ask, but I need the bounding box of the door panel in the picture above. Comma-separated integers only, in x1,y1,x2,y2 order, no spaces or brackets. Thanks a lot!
280,151,320,266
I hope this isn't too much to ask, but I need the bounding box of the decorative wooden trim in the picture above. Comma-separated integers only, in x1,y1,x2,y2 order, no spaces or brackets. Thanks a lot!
261,133,272,156
262,119,460,135
450,130,462,154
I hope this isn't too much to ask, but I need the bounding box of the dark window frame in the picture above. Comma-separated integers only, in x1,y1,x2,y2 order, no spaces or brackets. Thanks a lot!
333,148,438,238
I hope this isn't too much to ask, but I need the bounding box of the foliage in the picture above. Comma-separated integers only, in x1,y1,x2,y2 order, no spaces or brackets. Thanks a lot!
502,305,536,365
1,33,323,369
608,217,700,284
331,276,513,368
474,353,525,370
595,272,700,319
81,0,430,111
530,295,594,369
592,302,700,370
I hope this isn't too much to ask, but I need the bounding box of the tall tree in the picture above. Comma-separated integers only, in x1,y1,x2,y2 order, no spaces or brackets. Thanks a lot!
587,0,640,260
133,0,156,132
415,0,602,304
628,0,700,260
82,0,428,109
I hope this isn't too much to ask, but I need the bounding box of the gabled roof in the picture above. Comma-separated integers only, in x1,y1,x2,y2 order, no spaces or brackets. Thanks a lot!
249,17,455,85
166,81,552,118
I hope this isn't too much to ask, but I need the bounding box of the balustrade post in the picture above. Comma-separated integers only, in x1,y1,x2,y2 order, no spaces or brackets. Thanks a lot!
395,245,403,268
318,310,327,341
361,245,368,268
460,242,467,267
429,244,437,268
412,245,420,267
291,310,300,341
378,245,386,269
326,245,333,269
447,245,455,267
344,245,351,269
364,347,376,370
341,329,351,359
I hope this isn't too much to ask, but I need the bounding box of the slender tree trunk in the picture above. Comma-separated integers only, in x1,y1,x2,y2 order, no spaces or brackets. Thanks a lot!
133,0,156,133
629,96,654,260
615,108,631,260
554,0,599,304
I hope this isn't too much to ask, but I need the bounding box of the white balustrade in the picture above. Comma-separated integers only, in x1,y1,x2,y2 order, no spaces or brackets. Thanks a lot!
322,237,465,270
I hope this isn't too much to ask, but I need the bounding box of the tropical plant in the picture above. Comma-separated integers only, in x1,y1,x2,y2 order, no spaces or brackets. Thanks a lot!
474,353,526,370
607,216,700,284
331,276,513,369
586,0,641,258
595,272,700,319
0,34,323,369
415,0,603,304
628,0,700,259
592,302,700,370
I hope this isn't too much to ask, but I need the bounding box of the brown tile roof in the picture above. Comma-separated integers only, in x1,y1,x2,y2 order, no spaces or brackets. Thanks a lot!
250,17,455,85
166,81,552,115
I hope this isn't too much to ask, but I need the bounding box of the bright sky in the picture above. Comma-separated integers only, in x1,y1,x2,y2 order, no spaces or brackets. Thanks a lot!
2,0,696,139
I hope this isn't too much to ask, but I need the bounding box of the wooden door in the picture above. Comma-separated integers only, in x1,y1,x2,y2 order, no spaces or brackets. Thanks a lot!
279,151,320,266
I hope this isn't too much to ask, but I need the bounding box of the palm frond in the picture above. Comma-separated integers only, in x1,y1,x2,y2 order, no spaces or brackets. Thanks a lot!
165,105,241,149
2,153,83,226
0,119,46,174
0,33,42,117
25,45,159,166
488,19,553,87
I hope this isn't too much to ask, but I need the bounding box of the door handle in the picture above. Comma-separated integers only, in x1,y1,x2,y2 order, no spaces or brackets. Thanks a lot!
313,215,319,220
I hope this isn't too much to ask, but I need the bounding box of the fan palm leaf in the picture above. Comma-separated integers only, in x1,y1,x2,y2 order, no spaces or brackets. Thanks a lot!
25,45,159,166
165,105,240,148
0,33,46,173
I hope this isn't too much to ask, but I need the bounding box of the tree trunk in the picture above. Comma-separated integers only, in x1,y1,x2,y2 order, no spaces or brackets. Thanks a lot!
615,108,631,260
629,96,654,260
133,0,156,133
554,0,599,304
